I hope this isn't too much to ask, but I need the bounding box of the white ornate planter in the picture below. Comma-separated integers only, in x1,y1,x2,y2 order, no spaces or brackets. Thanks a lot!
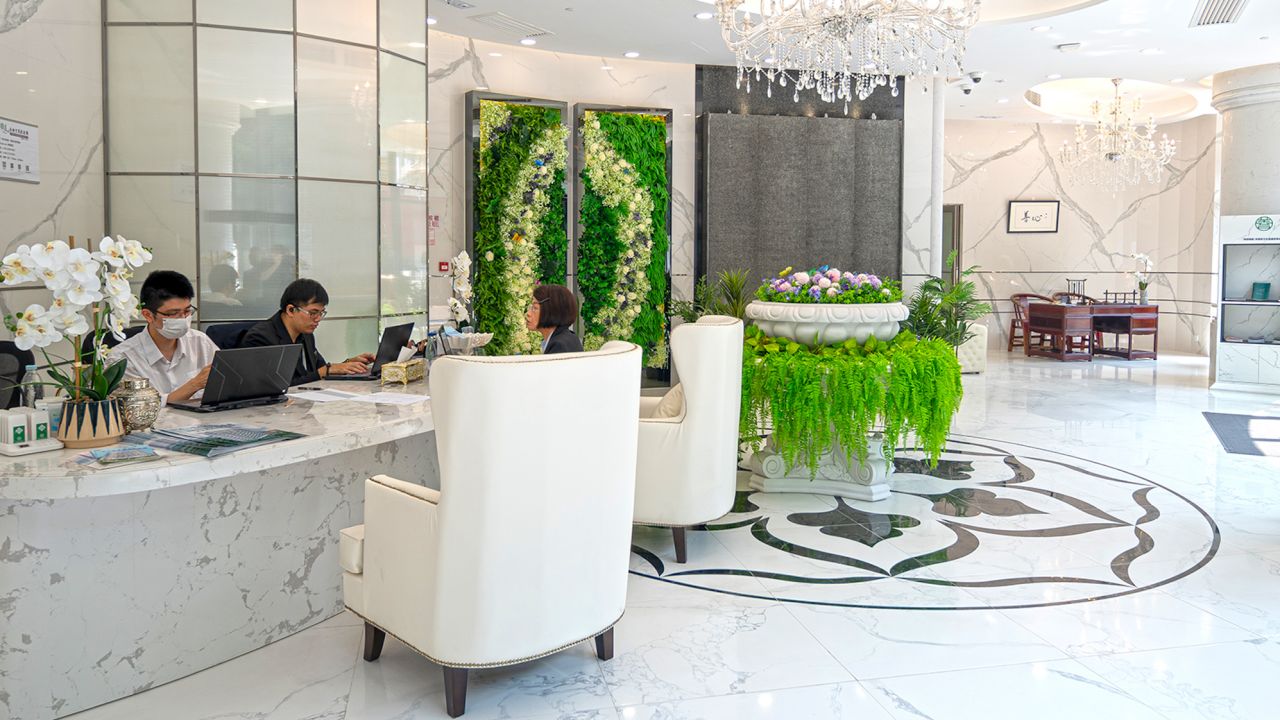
745,300,909,346
748,434,893,502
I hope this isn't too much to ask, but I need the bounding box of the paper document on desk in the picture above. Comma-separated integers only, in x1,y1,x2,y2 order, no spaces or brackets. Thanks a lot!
293,389,362,403
361,392,428,406
133,424,304,457
293,389,427,406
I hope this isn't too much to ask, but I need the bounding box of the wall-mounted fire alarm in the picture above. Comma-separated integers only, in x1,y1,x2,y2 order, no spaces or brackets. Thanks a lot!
438,261,450,273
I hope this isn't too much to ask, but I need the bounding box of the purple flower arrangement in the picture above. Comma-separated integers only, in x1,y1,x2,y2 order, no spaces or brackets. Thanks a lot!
757,265,904,305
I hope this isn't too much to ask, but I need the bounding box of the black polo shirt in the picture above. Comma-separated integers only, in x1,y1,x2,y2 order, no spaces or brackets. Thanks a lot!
240,311,328,386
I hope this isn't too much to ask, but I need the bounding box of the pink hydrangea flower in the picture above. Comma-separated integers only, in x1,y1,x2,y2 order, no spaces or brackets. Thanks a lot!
826,287,839,297
818,277,832,289
793,272,810,285
856,273,869,284
826,269,841,281
778,282,792,292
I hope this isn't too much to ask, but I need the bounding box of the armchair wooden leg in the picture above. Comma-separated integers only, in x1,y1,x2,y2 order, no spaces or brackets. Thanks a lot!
594,627,615,661
672,527,688,564
362,623,386,662
443,667,469,718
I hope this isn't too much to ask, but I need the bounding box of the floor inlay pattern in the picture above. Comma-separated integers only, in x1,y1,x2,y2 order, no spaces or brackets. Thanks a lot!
631,434,1220,610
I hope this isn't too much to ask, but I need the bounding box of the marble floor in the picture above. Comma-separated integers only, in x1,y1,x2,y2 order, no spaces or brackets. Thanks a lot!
66,353,1280,720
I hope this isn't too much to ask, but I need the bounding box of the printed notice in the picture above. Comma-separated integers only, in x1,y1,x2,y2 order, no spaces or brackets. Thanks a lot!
0,116,39,184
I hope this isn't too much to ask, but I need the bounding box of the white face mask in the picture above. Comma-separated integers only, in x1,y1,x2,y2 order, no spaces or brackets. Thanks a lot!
158,316,191,340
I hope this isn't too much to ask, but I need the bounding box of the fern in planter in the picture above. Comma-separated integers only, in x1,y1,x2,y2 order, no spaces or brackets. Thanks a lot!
902,253,991,347
740,326,964,477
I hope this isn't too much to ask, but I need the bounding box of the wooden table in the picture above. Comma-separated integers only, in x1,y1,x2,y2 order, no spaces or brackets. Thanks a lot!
1026,303,1095,361
1091,303,1159,360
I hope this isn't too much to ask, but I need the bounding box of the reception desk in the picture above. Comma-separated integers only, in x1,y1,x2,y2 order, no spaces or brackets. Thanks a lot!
0,381,438,720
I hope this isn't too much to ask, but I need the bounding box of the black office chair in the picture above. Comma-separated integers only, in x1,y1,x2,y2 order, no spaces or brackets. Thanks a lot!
204,321,257,350
79,325,144,366
0,341,36,410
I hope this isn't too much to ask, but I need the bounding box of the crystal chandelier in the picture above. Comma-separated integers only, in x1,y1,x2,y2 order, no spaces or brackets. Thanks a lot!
712,0,981,109
1058,78,1176,191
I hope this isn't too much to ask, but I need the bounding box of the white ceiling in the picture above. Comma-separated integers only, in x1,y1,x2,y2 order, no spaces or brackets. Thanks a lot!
426,0,1280,122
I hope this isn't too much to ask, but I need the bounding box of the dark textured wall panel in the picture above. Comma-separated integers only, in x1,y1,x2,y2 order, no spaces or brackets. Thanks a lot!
702,114,902,285
697,65,905,121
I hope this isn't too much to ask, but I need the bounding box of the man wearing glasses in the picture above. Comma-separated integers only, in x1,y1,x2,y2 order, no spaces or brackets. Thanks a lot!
241,278,374,385
114,270,219,404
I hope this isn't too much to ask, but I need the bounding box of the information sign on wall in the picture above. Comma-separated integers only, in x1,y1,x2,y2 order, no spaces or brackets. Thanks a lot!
0,116,39,184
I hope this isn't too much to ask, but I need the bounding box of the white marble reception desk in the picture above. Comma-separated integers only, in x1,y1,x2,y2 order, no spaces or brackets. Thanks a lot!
0,381,438,720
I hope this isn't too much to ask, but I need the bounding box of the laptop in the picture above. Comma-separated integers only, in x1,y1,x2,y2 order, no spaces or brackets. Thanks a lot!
168,345,302,413
327,322,415,381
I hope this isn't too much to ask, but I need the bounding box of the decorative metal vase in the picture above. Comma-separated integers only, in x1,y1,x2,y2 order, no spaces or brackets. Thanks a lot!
57,398,127,449
111,378,163,433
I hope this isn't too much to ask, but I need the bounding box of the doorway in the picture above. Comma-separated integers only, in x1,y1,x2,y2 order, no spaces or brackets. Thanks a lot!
942,204,964,284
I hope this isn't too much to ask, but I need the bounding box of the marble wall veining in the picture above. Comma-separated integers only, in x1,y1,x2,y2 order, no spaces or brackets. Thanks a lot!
944,116,1221,355
0,0,104,322
427,30,697,308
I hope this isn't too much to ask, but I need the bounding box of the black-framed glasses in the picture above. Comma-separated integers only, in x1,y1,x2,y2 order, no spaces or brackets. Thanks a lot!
293,306,328,320
154,305,197,319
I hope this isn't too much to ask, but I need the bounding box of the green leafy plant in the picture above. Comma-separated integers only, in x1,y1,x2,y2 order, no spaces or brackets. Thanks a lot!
577,111,670,366
901,252,991,347
740,326,964,477
668,270,752,322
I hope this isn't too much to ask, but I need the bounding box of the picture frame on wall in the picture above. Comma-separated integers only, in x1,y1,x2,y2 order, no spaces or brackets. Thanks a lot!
1007,200,1061,234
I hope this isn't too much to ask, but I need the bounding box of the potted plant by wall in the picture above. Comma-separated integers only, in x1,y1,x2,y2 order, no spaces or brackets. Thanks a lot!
2,236,152,448
669,269,753,324
901,253,991,370
746,266,908,345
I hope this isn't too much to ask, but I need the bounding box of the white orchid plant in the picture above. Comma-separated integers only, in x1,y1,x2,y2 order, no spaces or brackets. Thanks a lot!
1129,252,1153,291
449,250,473,325
2,236,152,402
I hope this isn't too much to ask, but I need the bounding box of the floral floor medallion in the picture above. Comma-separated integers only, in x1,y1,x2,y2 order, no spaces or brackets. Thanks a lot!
630,434,1220,610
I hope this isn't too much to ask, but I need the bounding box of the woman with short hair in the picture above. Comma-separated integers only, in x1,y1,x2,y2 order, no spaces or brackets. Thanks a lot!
526,284,582,354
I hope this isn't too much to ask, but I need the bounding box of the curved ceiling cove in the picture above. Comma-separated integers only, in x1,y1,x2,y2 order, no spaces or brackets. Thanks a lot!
1026,77,1199,122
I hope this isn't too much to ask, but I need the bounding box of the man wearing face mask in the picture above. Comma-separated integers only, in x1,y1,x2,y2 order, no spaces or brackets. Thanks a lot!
113,270,219,404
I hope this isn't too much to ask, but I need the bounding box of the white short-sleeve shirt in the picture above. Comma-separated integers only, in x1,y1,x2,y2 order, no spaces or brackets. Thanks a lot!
113,328,220,403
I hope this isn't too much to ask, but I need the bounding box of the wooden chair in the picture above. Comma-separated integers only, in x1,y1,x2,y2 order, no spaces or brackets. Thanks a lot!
1008,293,1054,351
1051,292,1097,305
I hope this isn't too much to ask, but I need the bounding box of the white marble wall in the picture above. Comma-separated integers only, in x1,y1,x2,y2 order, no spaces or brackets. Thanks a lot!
427,31,697,310
901,81,942,292
944,116,1220,354
0,0,104,323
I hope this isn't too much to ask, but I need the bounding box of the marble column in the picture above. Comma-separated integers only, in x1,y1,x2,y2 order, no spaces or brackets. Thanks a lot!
1212,63,1280,215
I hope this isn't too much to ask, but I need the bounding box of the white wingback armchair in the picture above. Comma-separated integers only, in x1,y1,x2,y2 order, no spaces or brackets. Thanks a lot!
634,315,744,563
339,342,641,717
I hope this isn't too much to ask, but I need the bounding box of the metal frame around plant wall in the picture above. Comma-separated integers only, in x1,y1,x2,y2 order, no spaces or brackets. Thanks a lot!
463,91,570,276
571,103,674,374
99,0,431,352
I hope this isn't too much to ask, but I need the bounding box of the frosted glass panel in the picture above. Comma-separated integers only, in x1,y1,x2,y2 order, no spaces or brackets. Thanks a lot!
106,0,191,22
198,177,296,321
197,0,292,31
107,27,194,173
298,0,376,46
297,39,377,181
312,318,379,367
109,176,197,283
197,28,294,176
380,186,428,316
298,181,378,317
379,53,427,187
380,0,427,62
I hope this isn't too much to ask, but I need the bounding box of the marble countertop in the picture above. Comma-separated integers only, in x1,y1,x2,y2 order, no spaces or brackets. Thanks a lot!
0,380,434,501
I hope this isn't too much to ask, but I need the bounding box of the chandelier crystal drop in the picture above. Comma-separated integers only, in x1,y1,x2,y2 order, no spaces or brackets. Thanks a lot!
712,0,981,109
1058,78,1177,192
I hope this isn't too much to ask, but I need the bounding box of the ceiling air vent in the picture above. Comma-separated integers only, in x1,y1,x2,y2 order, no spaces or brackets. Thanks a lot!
1190,0,1251,26
467,12,553,40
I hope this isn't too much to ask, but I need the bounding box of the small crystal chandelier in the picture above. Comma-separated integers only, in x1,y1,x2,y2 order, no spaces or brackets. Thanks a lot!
712,0,981,110
1058,78,1176,192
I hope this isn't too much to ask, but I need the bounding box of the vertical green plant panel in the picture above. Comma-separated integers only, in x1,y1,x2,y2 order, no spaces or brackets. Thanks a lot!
577,110,670,367
473,100,568,355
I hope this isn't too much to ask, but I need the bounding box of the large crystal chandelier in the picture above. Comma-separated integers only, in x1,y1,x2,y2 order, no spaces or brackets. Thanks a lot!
1059,78,1176,191
712,0,981,109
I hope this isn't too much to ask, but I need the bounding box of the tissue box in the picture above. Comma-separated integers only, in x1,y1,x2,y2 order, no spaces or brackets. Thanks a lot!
380,358,425,386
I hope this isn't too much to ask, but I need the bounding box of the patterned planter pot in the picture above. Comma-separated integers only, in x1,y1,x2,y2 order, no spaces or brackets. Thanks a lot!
57,398,127,449
745,300,910,346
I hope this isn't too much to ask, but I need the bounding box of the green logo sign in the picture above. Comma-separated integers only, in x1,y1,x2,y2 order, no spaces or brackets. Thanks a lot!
1257,216,1275,232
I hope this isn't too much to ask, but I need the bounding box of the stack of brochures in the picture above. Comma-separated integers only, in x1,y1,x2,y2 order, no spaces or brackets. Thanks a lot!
76,444,163,470
131,424,304,458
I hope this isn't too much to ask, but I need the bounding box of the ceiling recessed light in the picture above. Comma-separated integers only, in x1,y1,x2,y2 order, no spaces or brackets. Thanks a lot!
27,88,35,93
997,98,1010,104
475,85,489,91
15,70,28,76
1171,77,1185,83
624,51,640,58
426,16,437,25
520,37,536,46
695,11,714,20
1031,25,1052,32
488,52,503,57
1139,47,1161,55
1046,73,1062,79
408,42,426,48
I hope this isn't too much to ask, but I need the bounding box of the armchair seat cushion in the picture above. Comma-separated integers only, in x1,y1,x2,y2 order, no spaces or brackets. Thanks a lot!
651,383,685,419
340,525,365,574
